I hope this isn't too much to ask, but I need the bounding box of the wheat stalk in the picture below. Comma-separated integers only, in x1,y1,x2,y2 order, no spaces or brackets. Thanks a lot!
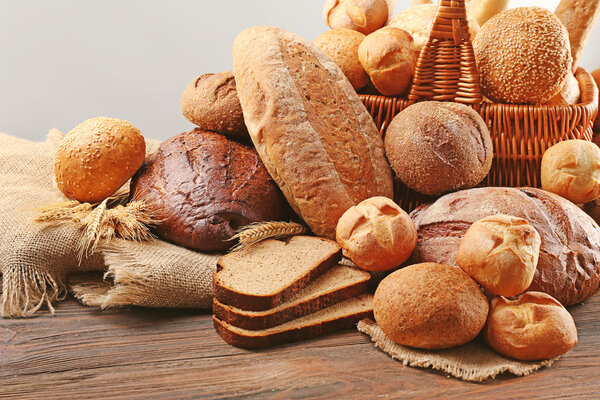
229,221,308,252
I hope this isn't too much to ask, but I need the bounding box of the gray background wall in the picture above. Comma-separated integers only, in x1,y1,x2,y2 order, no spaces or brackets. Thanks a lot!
1,0,597,141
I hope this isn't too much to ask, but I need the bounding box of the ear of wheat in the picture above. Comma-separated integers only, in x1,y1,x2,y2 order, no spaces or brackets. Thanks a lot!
229,221,308,252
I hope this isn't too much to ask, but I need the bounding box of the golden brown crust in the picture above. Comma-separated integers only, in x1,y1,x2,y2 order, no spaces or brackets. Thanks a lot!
358,27,416,96
466,0,510,26
384,101,493,196
313,28,368,90
232,26,393,239
555,0,600,71
373,263,489,350
544,72,581,106
473,7,572,104
336,196,417,271
323,0,389,35
484,292,578,360
457,215,541,297
54,117,145,203
541,140,600,204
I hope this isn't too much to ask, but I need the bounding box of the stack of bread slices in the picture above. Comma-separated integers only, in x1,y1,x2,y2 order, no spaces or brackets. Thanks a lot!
212,236,374,349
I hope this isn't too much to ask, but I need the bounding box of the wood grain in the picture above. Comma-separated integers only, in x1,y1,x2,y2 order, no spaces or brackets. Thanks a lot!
1,295,599,399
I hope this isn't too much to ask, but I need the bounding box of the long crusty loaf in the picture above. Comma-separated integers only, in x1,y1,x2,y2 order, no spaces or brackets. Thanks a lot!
555,0,600,71
232,26,394,239
213,293,373,349
214,236,342,311
213,264,370,330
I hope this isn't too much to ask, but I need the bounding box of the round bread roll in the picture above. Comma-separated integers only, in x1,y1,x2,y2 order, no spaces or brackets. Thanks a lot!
484,292,578,360
384,101,493,196
358,27,416,96
473,7,572,104
130,129,288,252
54,117,145,203
336,196,417,271
314,29,369,90
541,140,600,204
544,72,581,106
374,263,489,349
323,0,389,35
592,68,600,135
180,71,248,137
388,5,480,51
457,215,541,297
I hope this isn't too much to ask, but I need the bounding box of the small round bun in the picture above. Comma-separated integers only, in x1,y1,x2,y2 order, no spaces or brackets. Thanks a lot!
54,117,145,203
457,215,541,297
180,71,248,137
473,7,572,104
358,27,416,96
484,292,578,360
336,196,417,271
314,28,368,90
544,72,580,106
541,140,600,204
374,263,489,350
323,0,389,35
384,101,493,196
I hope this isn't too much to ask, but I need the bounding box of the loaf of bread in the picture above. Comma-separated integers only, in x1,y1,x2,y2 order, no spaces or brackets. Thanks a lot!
233,26,393,239
323,0,389,35
384,101,493,196
54,117,145,203
484,292,578,360
555,0,600,71
457,215,541,297
336,196,417,272
473,7,572,104
129,129,287,252
358,26,416,96
409,187,600,306
180,72,248,137
373,263,489,350
313,28,369,90
541,140,600,204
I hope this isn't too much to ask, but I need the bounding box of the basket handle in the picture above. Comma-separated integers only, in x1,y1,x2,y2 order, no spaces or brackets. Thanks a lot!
407,0,482,106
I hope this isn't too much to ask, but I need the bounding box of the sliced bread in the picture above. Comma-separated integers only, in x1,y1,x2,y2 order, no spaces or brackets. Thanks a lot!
213,264,370,330
213,293,374,349
214,236,342,311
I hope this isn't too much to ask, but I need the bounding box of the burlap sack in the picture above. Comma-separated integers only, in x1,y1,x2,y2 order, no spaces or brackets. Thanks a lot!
357,319,560,382
0,131,218,318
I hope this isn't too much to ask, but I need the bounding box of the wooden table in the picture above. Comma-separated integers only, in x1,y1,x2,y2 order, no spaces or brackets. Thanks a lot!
1,295,599,399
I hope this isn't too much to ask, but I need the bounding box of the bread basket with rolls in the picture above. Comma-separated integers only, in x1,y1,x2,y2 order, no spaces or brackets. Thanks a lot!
359,0,599,211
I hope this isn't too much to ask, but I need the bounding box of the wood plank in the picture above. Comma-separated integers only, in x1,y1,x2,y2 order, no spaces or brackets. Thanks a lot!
1,295,599,399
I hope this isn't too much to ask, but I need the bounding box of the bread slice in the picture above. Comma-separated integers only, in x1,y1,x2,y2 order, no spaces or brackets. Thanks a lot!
213,264,370,330
214,236,342,311
213,293,374,349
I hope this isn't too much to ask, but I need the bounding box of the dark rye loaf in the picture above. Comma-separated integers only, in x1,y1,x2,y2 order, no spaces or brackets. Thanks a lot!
409,187,600,306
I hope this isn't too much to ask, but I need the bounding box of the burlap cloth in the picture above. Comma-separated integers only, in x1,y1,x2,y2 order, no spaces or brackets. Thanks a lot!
0,130,219,318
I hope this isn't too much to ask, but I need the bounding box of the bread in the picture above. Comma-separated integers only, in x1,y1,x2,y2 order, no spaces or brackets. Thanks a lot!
357,27,416,96
541,140,600,204
484,292,578,360
388,5,480,51
180,72,247,137
313,28,369,90
544,72,581,106
457,215,541,297
213,264,369,330
384,101,493,196
323,0,389,35
592,68,600,135
409,187,600,306
233,26,393,239
473,7,572,104
466,0,510,26
336,196,417,271
54,117,145,203
373,263,488,350
213,293,373,349
214,236,342,311
555,0,600,71
411,0,432,5
129,129,287,252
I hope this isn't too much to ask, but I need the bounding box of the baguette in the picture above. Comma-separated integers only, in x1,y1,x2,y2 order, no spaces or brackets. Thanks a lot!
555,0,600,71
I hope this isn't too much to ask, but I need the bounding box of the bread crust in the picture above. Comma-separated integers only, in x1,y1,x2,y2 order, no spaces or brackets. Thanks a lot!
233,26,393,239
555,0,600,71
323,0,389,35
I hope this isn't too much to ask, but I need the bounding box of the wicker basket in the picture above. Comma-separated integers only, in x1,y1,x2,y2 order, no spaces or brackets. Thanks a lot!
359,0,599,211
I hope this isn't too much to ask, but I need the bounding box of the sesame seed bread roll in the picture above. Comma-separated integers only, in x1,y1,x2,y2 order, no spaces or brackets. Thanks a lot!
473,7,572,104
555,0,600,71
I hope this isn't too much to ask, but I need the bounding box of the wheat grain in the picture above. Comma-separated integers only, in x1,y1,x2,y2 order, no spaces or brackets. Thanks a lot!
229,221,308,252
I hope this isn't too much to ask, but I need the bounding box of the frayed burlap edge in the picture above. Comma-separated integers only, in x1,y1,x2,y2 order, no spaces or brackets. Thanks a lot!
357,319,559,382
